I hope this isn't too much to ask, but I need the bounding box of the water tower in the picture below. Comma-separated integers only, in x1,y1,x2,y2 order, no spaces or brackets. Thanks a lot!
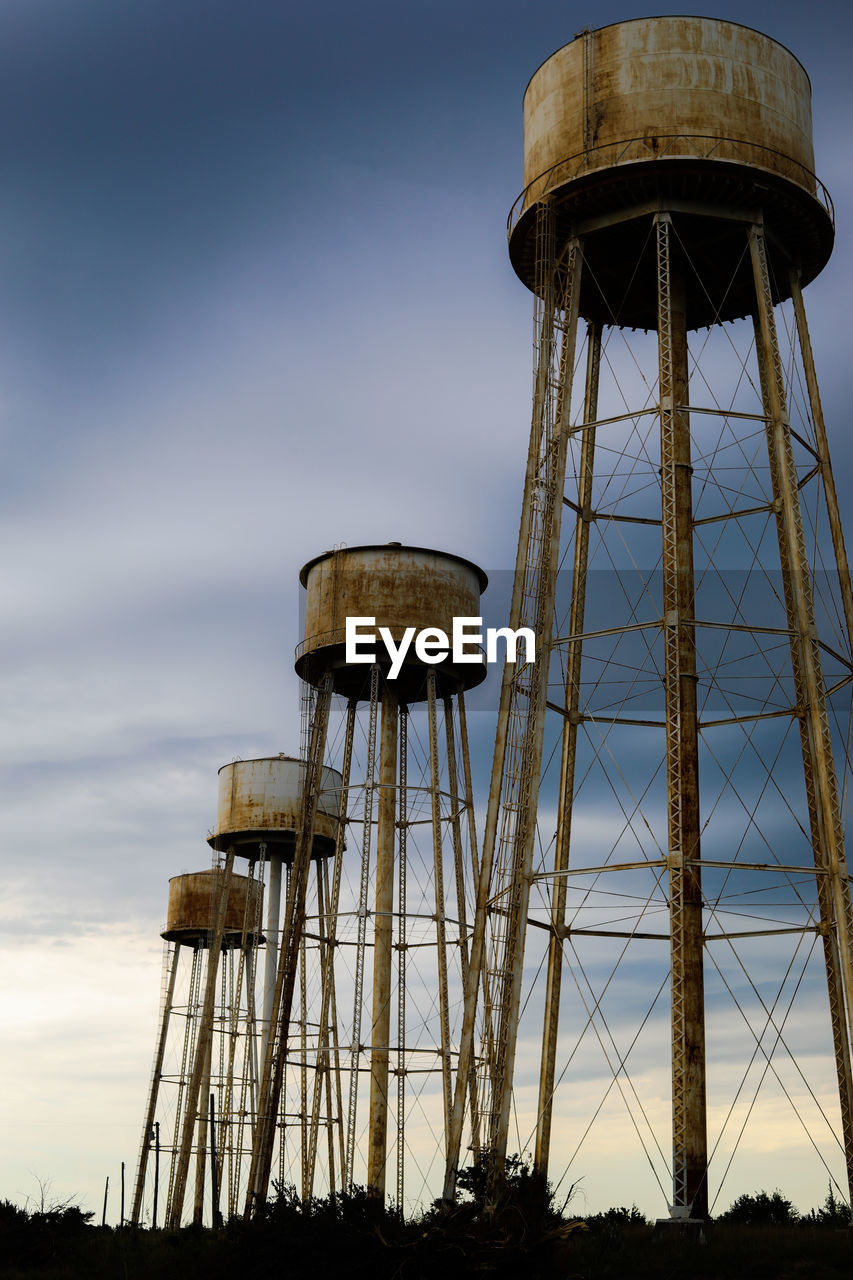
446,17,853,1224
161,755,343,1227
211,755,344,1198
245,544,488,1212
130,867,263,1228
210,755,343,1053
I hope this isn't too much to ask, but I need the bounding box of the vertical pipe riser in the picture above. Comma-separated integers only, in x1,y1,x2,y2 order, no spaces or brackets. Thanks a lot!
262,855,283,1059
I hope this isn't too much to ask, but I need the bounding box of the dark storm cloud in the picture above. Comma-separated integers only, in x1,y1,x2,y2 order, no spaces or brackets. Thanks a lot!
0,0,515,354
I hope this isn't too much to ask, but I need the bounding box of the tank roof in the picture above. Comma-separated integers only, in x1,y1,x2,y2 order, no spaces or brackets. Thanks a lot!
299,543,489,592
217,753,303,775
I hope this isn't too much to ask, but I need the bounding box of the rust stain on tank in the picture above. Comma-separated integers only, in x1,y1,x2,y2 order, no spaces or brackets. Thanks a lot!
520,16,818,209
162,870,263,945
296,544,489,701
509,16,833,327
209,756,343,858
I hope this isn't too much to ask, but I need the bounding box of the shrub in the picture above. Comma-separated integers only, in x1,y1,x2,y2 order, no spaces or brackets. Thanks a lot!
804,1183,852,1228
717,1189,799,1226
583,1204,648,1233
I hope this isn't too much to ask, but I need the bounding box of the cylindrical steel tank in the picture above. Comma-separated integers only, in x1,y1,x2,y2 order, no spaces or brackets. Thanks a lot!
295,543,489,701
208,755,343,859
161,869,263,945
508,17,834,326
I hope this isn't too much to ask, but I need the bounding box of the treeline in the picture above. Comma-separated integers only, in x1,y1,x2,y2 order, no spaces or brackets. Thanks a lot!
0,1167,850,1279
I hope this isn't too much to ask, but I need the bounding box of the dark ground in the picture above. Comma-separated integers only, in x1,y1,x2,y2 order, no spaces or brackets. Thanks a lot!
1,1190,850,1280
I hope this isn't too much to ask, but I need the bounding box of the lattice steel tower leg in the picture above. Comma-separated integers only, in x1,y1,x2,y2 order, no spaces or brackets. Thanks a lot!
535,320,601,1172
657,213,708,1220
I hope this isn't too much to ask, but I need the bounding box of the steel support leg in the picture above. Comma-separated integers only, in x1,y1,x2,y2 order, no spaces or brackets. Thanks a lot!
489,233,583,1175
244,674,333,1214
396,705,408,1212
751,225,853,1203
345,668,381,1190
306,700,355,1197
657,212,707,1221
444,211,583,1197
131,944,180,1225
427,674,453,1141
445,693,481,1154
169,849,236,1227
789,269,853,654
535,320,602,1175
367,685,398,1198
262,852,283,1063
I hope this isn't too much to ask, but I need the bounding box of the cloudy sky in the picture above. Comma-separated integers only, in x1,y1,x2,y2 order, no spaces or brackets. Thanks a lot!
2,0,853,1222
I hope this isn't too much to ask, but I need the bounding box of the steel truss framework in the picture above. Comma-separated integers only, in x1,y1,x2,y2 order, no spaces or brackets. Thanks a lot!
243,669,481,1214
135,665,482,1223
445,198,853,1220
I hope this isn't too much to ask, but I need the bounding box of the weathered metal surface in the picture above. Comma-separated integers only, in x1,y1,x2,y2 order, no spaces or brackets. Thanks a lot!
209,756,343,858
366,687,398,1198
508,17,833,325
790,272,853,655
296,543,488,700
162,869,262,944
523,18,815,203
261,854,283,1055
445,221,584,1201
535,320,601,1176
130,947,180,1225
446,13,853,1224
657,217,708,1219
168,852,236,1228
751,226,853,1201
245,676,334,1215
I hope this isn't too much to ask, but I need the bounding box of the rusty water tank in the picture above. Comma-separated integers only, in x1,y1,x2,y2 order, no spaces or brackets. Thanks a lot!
295,543,489,701
208,755,343,860
161,869,263,945
508,16,834,327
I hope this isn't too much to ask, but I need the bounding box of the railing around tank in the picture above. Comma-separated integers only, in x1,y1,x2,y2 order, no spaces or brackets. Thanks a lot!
296,628,349,662
295,629,489,668
507,133,835,237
